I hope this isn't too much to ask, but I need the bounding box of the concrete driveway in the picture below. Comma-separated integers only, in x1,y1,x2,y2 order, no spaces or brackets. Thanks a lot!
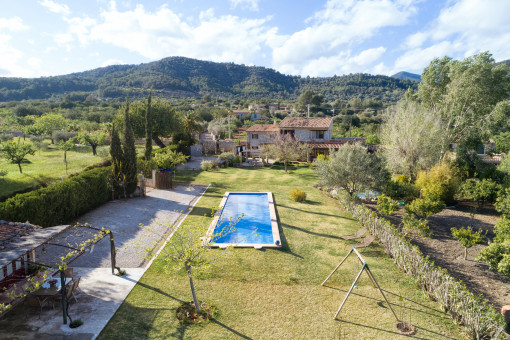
0,184,208,340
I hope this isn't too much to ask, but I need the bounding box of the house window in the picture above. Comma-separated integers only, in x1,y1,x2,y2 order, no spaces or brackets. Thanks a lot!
313,130,326,139
252,134,259,139
253,146,258,149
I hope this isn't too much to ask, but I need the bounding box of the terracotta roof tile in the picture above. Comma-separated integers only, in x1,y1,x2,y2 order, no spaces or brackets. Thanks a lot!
246,124,280,132
279,117,333,129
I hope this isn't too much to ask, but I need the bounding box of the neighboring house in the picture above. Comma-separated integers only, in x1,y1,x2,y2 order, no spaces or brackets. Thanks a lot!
245,123,280,157
279,117,333,142
232,110,264,122
308,137,366,157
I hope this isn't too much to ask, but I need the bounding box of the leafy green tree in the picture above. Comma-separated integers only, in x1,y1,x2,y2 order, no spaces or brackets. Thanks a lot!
496,188,510,217
33,113,67,143
418,52,510,157
78,131,107,156
460,179,500,209
118,99,181,148
415,163,461,205
297,89,323,112
1,140,36,173
122,98,138,195
315,143,387,196
145,90,152,160
451,226,485,260
493,132,510,154
381,102,444,180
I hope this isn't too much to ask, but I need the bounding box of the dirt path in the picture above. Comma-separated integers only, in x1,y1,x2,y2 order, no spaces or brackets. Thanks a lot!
367,201,510,310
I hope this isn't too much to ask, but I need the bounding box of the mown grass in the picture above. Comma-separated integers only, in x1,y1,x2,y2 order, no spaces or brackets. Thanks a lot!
0,142,106,198
99,165,467,339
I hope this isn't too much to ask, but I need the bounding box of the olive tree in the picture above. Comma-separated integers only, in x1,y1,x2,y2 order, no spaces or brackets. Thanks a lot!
315,143,387,196
381,102,444,180
418,52,510,157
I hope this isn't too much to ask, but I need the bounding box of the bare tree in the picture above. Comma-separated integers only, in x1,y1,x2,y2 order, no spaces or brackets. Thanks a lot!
266,134,309,172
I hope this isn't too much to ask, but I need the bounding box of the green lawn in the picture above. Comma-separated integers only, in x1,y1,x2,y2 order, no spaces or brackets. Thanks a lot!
0,143,107,198
99,165,467,339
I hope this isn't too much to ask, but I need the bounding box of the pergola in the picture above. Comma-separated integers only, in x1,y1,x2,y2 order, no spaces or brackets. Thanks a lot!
0,223,120,324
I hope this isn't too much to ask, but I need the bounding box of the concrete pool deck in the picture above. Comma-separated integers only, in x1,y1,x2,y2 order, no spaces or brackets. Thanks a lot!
0,184,208,340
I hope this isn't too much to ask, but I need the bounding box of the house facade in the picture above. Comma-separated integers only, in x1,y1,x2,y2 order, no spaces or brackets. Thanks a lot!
245,123,279,156
279,117,333,142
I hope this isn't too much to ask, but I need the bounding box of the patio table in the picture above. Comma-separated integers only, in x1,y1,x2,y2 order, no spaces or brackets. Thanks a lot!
32,277,72,297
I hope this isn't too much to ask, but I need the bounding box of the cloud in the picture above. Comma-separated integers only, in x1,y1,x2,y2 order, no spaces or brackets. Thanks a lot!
230,0,259,11
272,0,417,75
38,0,71,15
0,34,29,76
101,58,125,67
62,3,277,66
398,0,510,71
0,17,29,31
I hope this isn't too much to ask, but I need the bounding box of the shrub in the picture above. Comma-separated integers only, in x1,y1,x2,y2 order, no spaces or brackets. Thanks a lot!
153,150,188,170
460,178,500,208
0,167,110,227
376,194,399,216
402,214,432,238
477,243,510,271
451,226,485,260
405,198,445,219
137,158,156,178
384,179,419,202
415,163,461,205
498,254,510,276
69,318,84,328
0,133,13,142
494,217,510,243
200,160,214,171
233,156,241,164
290,189,306,202
496,188,510,217
52,131,77,143
218,152,235,167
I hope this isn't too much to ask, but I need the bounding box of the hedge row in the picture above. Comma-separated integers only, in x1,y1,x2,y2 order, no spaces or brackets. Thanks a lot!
0,167,111,228
323,187,505,340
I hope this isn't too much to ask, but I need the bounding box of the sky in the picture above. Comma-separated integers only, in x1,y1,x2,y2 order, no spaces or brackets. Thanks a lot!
1,0,510,78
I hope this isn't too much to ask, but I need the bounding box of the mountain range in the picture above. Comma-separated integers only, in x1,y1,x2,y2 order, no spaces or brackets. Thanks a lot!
0,57,420,102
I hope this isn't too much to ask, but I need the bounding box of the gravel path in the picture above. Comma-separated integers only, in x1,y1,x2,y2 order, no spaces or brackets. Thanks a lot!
69,184,208,268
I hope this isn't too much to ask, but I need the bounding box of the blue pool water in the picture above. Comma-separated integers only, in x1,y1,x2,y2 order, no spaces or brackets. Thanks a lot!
213,193,273,244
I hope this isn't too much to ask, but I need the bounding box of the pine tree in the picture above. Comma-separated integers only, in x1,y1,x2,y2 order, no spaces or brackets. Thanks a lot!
145,90,153,160
122,97,138,194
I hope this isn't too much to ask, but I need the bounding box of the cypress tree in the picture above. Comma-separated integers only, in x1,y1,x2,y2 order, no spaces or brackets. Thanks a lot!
109,123,124,196
145,90,152,160
122,97,138,194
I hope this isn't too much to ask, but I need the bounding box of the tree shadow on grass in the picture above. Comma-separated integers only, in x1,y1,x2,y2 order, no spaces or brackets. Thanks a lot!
283,223,345,241
278,204,356,220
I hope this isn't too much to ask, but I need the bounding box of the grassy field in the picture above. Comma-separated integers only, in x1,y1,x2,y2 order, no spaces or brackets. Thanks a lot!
0,142,108,198
99,165,467,339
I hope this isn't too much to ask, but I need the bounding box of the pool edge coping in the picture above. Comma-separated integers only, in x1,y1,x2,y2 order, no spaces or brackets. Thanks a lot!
206,191,281,249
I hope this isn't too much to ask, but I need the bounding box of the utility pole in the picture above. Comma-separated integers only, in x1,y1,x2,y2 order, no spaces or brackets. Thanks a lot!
228,113,231,139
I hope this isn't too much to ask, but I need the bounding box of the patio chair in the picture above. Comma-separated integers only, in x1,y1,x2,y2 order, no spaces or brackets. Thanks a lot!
351,234,376,249
341,227,368,240
55,277,79,305
64,267,73,281
26,295,50,319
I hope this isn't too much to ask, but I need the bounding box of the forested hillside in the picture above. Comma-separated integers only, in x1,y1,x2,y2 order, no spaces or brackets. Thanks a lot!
0,57,417,102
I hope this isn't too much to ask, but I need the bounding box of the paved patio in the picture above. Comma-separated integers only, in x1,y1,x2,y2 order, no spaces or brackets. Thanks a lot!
0,184,208,339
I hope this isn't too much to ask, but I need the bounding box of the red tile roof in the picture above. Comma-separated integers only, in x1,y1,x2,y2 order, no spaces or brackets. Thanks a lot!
246,124,280,132
307,138,366,149
279,117,333,129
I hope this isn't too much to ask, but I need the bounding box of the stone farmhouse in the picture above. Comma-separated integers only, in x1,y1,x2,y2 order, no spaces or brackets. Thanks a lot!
244,117,366,158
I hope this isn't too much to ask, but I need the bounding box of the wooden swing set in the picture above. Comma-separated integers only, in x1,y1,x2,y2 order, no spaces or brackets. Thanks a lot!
322,246,400,321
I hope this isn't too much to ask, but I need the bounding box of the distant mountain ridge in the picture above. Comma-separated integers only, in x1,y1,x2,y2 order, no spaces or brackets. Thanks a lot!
391,71,421,82
0,56,418,102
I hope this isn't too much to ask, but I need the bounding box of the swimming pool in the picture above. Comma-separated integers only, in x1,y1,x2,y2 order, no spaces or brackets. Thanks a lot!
207,192,281,248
